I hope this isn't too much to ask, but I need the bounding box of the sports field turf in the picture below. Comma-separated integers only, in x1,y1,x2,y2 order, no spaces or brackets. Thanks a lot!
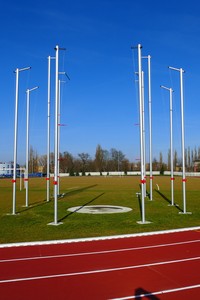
0,176,199,244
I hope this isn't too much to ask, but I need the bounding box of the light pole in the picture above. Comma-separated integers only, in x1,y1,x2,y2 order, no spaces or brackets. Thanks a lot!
25,86,39,207
168,66,191,214
160,85,174,206
12,66,31,215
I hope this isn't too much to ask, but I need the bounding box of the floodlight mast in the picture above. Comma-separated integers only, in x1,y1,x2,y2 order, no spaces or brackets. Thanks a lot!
168,66,191,214
12,66,31,215
25,86,39,207
160,85,174,206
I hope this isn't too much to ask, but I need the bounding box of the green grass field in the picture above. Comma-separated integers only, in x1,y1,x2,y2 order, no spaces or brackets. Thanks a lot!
0,175,200,244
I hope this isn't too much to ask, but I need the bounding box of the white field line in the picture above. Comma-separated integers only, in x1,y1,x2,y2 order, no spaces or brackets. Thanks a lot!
1,226,200,248
110,284,200,299
1,239,200,263
0,256,200,284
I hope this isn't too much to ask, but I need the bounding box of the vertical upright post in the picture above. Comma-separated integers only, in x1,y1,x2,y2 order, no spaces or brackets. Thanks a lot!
160,86,174,206
48,46,63,226
147,55,153,200
25,89,30,207
54,45,59,224
57,79,61,196
137,44,146,224
141,71,146,197
169,88,174,206
25,87,38,208
168,66,191,214
12,66,31,215
180,69,187,213
47,56,52,202
12,68,19,215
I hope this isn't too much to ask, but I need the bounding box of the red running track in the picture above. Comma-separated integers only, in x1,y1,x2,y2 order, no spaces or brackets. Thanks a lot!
0,228,200,299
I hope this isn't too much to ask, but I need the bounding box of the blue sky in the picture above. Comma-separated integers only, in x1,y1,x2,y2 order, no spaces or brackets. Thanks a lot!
1,0,200,164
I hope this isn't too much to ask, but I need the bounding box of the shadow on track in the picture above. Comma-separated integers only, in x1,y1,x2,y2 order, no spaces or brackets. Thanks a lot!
135,287,160,299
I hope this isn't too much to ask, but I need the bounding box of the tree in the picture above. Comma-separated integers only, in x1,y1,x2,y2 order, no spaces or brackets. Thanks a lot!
59,151,74,174
78,153,90,175
110,148,125,171
29,146,39,173
95,144,104,172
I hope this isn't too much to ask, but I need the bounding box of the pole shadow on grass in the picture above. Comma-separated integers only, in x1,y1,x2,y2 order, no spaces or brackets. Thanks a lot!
135,287,160,299
18,199,50,213
155,190,183,212
18,185,98,213
136,192,142,220
58,192,105,222
60,184,98,199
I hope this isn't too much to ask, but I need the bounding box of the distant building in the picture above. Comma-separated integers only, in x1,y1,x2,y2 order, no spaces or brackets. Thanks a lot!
0,162,20,177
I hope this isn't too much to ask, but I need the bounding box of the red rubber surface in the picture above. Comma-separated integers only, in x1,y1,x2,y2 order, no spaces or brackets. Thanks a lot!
0,229,200,299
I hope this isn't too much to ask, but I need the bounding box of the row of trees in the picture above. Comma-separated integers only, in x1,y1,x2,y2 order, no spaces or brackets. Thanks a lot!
28,144,200,175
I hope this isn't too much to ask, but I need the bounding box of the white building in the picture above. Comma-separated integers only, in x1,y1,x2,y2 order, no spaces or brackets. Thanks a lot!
0,162,20,177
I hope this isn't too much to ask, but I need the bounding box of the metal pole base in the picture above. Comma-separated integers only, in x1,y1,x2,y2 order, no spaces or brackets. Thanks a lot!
7,213,19,216
137,221,152,225
47,222,63,226
179,212,192,215
168,203,179,207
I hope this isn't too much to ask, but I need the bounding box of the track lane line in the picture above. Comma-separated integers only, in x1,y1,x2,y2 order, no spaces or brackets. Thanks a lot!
1,239,200,263
109,284,200,299
1,256,200,284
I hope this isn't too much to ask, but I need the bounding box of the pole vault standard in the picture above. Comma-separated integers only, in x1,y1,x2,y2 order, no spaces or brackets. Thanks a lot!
12,66,31,215
25,86,39,207
160,86,175,206
47,56,55,202
168,67,191,214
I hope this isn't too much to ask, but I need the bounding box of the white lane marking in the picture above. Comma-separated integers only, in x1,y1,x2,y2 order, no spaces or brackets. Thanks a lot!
110,284,200,299
0,256,200,284
1,239,200,263
1,226,200,248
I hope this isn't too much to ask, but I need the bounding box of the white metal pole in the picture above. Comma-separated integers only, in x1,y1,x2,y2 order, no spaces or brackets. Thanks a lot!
180,68,187,213
12,68,19,215
160,86,174,205
54,45,59,224
25,87,38,207
47,56,51,202
168,66,190,214
148,55,153,201
20,167,22,192
141,71,146,198
138,44,145,223
25,89,30,207
169,87,174,206
58,79,61,196
12,66,31,215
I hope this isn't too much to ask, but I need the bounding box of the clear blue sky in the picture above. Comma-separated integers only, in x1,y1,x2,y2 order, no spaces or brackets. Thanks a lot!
1,0,200,164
